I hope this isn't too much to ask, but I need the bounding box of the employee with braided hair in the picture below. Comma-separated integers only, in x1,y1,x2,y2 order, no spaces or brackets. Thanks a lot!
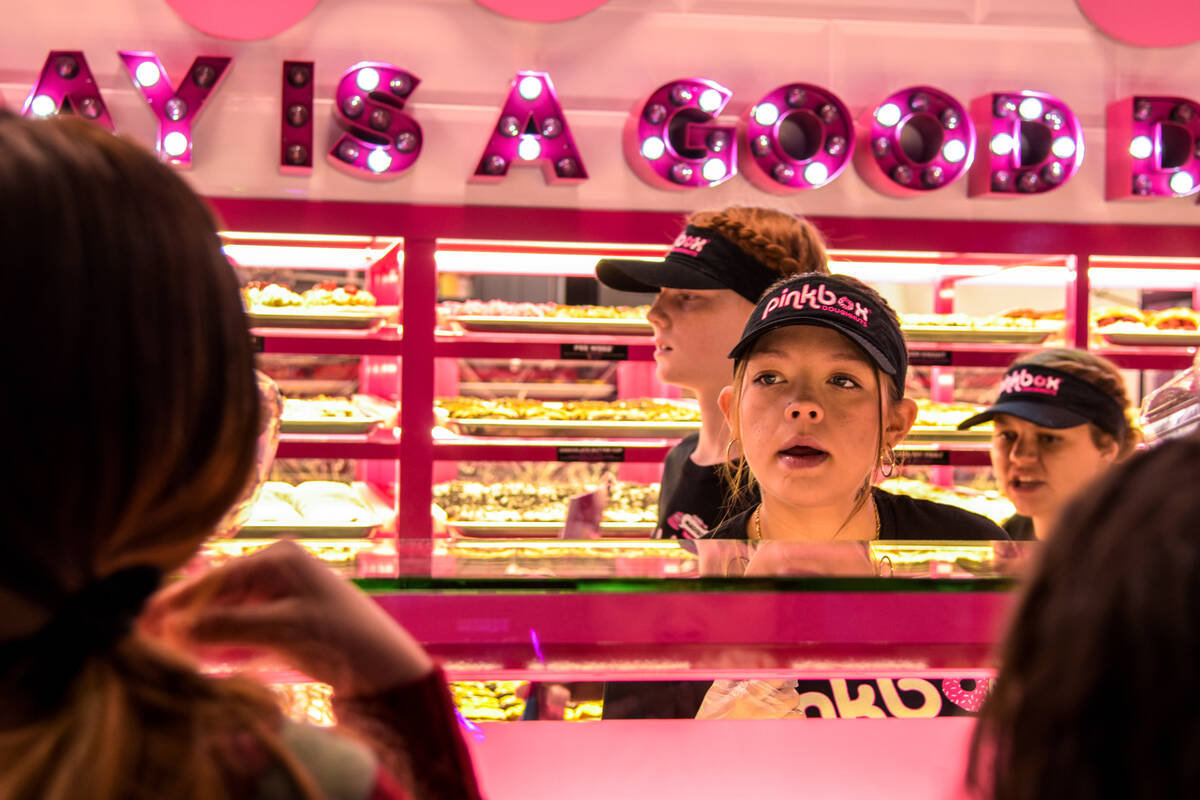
597,206,830,542
594,206,829,719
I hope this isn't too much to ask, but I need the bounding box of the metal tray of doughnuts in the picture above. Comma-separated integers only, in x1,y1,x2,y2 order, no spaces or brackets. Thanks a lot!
450,418,700,438
449,521,656,538
452,315,653,336
901,325,1054,344
904,426,992,443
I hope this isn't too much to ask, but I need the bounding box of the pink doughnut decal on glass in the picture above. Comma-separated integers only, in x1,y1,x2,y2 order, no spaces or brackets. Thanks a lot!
280,61,314,175
1106,95,1200,199
473,71,587,184
22,51,115,132
329,62,423,181
118,52,231,167
853,85,975,196
742,83,854,193
624,78,735,190
969,91,1084,197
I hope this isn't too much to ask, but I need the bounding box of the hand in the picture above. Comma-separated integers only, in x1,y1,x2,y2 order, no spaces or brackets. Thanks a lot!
141,540,433,697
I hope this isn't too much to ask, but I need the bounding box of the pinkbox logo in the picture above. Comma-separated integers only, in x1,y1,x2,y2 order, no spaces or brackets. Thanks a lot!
761,283,872,327
669,232,709,257
1001,368,1062,396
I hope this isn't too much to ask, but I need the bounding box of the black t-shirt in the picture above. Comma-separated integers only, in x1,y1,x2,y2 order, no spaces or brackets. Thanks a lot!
1003,514,1036,540
655,433,757,539
706,488,1009,540
606,488,1007,720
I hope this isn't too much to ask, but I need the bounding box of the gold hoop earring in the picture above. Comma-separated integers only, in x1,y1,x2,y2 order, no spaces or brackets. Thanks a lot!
880,446,896,479
725,438,740,463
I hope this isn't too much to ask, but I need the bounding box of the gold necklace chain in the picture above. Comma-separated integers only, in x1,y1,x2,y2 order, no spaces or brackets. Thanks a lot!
752,496,881,541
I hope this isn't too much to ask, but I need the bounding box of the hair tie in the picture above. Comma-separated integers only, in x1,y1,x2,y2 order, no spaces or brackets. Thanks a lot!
0,565,161,714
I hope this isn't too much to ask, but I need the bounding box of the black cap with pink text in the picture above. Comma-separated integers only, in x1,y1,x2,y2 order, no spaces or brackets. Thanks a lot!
595,225,780,303
728,273,908,394
957,364,1127,437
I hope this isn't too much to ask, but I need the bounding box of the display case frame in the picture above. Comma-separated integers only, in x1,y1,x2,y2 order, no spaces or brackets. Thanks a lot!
215,196,1200,540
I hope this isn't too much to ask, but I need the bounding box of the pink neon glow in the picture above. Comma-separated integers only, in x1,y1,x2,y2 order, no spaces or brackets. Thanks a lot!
969,91,1084,197
854,85,975,197
1106,95,1200,200
472,71,588,184
280,60,314,176
118,51,231,168
22,51,115,132
164,0,320,41
329,61,423,181
742,82,854,194
1077,0,1200,47
473,0,608,22
624,78,735,191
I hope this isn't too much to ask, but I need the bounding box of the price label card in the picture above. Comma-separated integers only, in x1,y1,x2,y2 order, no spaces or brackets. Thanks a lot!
557,446,626,462
898,450,952,467
908,350,953,366
560,343,628,361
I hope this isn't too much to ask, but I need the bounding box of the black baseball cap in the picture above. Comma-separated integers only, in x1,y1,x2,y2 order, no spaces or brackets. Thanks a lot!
729,273,908,394
957,364,1127,438
595,225,780,303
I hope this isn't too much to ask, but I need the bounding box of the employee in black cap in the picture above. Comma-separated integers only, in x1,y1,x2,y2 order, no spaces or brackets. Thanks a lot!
596,207,828,722
695,272,1005,721
709,271,1005,542
958,349,1138,540
596,206,829,541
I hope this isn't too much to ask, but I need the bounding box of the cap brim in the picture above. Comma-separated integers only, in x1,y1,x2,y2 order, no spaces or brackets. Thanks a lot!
957,401,1092,431
595,258,729,294
729,317,899,376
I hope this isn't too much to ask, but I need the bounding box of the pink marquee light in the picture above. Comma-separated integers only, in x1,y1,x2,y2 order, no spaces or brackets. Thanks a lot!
1106,95,1200,200
742,82,854,194
329,62,423,181
970,91,1085,197
473,71,587,184
280,60,314,175
854,85,975,197
118,52,231,168
625,78,736,191
22,51,115,132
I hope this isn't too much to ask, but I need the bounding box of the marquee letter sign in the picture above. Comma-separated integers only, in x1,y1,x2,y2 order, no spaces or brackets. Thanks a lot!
625,78,735,190
280,61,314,175
742,82,853,193
854,85,975,196
1107,95,1200,199
473,70,586,183
119,52,231,167
329,62,423,180
970,91,1084,196
23,51,115,131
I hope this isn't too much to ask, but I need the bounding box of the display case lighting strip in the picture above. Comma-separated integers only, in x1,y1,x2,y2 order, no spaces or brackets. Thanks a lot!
223,244,402,270
1088,267,1200,290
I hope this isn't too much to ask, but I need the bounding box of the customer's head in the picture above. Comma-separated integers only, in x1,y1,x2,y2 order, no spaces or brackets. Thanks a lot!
959,349,1136,535
719,273,917,525
969,436,1200,800
596,206,828,393
0,112,273,798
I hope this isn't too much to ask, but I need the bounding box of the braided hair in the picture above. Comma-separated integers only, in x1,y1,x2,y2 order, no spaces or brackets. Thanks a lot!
687,206,830,278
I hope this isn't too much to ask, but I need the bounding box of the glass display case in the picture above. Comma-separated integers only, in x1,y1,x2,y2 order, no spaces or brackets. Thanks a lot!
196,538,1033,800
216,199,1200,544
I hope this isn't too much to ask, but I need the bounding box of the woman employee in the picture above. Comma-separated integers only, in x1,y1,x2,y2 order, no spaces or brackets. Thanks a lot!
957,349,1138,539
596,206,829,539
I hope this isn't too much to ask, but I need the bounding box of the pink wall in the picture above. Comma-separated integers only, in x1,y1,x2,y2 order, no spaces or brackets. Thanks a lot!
7,0,1200,225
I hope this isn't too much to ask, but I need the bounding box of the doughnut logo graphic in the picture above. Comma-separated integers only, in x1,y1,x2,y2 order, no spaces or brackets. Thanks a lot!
164,0,320,40
474,0,609,22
